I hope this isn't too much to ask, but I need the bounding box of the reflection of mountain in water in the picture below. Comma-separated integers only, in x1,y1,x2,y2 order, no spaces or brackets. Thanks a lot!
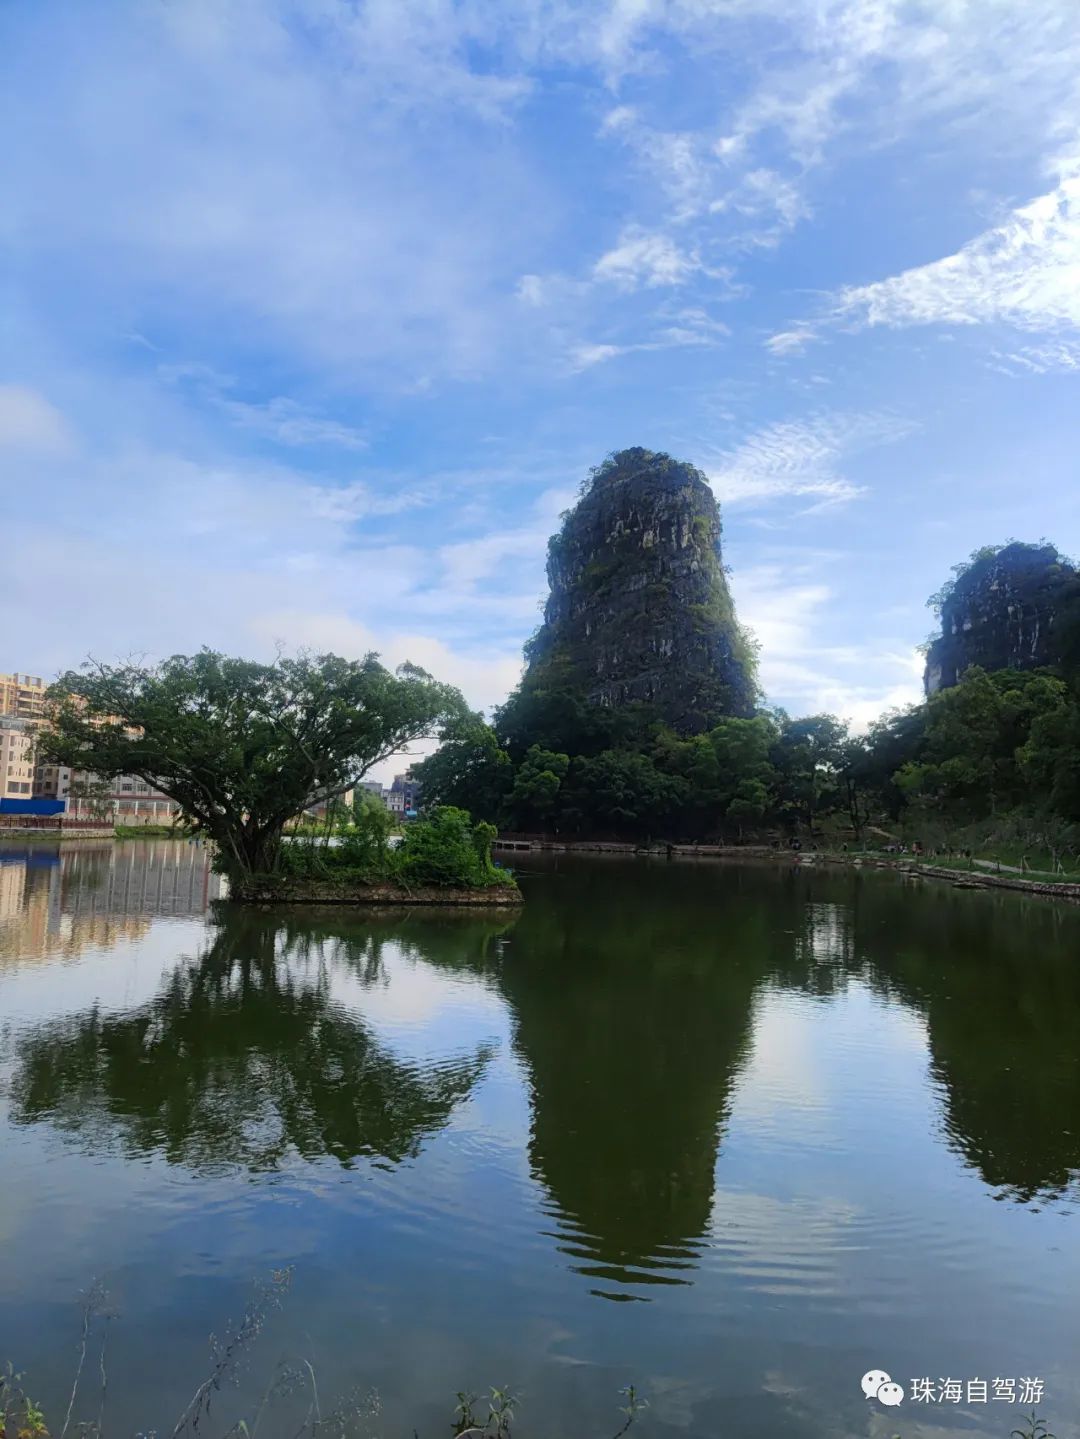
840,875,1080,1205
500,859,1080,1302
10,911,504,1172
766,867,1080,1205
497,860,766,1299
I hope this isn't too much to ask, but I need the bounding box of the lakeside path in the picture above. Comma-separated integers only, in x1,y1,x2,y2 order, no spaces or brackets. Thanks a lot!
972,857,1024,874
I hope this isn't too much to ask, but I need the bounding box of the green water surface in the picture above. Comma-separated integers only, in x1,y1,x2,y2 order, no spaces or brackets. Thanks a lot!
0,841,1078,1437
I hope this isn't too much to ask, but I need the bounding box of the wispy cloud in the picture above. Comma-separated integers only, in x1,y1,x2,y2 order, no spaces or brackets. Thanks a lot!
159,362,368,448
707,167,811,243
765,327,817,357
221,397,368,450
833,155,1080,336
989,339,1080,375
593,227,700,290
705,411,915,508
567,315,730,370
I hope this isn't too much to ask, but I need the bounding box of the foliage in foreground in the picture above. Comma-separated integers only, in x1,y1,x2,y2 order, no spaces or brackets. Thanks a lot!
0,1277,643,1439
41,651,467,883
279,806,512,891
1,1278,1056,1439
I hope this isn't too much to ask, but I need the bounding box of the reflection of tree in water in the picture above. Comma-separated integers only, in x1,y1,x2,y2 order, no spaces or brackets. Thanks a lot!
768,866,1080,1205
10,910,501,1173
840,875,1080,1205
268,907,512,992
497,860,766,1297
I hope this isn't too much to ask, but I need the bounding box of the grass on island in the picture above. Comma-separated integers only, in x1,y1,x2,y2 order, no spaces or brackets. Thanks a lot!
113,824,185,838
266,805,517,894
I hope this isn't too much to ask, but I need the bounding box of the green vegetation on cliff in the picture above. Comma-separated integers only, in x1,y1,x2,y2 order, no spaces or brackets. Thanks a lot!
924,540,1080,695
515,448,757,734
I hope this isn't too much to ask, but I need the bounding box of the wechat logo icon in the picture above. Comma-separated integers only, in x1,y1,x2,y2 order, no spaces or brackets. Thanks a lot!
862,1370,904,1407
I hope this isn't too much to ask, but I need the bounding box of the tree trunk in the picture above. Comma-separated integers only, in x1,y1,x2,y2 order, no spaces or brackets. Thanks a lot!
213,820,284,882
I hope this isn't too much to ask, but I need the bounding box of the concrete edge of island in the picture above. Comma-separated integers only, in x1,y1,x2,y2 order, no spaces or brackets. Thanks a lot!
229,879,524,906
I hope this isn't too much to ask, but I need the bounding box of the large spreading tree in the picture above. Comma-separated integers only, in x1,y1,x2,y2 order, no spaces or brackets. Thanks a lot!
42,650,467,881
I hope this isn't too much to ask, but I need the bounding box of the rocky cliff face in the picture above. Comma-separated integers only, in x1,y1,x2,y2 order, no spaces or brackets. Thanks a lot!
522,448,755,731
924,542,1078,695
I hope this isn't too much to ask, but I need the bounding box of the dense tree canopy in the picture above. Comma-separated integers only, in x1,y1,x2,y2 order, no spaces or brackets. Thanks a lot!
42,650,467,880
416,654,1080,853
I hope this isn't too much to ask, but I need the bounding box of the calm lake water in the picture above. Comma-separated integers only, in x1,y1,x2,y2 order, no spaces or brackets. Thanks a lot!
1,840,1079,1438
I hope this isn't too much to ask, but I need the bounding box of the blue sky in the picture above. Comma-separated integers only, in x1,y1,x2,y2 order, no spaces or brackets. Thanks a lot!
4,0,1080,775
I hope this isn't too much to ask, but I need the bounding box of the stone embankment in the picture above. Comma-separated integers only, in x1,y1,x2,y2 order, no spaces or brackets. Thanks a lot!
816,853,1080,901
0,824,114,841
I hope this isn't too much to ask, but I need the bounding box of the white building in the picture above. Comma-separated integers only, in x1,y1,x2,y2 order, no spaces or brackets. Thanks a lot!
0,716,36,800
66,772,180,825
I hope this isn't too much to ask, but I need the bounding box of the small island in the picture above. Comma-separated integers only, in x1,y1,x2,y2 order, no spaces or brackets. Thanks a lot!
38,651,521,908
234,805,521,906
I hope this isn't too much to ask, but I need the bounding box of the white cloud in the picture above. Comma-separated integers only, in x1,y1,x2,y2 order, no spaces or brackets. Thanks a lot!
515,274,549,306
219,396,368,450
159,361,369,449
834,156,1080,336
601,117,719,221
733,561,924,723
708,167,810,240
11,0,1080,390
568,342,628,370
245,610,525,782
568,305,731,370
593,227,698,290
249,610,523,716
0,385,72,453
595,0,1080,280
6,469,532,800
989,339,1080,375
6,2,540,382
705,411,915,508
306,481,429,522
765,327,817,356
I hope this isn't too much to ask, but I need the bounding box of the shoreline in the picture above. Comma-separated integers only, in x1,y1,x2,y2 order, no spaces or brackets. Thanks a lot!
812,851,1080,902
0,826,114,842
495,837,1080,902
